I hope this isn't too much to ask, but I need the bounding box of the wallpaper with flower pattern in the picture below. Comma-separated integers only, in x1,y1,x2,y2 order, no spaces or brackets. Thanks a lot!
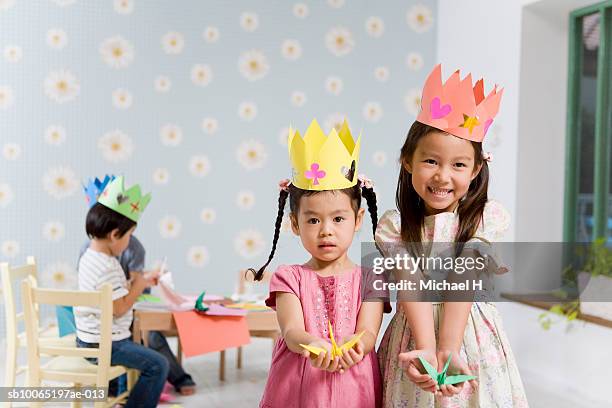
0,0,436,313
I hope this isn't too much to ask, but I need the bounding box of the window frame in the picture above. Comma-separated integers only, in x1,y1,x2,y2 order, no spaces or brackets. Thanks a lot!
564,0,612,242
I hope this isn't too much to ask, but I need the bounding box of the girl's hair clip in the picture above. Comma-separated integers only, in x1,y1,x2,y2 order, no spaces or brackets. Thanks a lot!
483,152,493,162
278,178,292,192
357,174,374,189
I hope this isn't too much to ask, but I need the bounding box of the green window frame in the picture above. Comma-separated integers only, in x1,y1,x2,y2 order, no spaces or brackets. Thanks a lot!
564,0,612,243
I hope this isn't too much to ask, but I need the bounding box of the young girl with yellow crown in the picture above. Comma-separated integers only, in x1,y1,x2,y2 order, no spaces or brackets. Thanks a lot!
249,119,389,408
375,65,528,407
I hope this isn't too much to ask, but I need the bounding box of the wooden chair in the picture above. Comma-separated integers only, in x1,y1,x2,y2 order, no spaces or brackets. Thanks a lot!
231,270,280,373
21,280,133,408
1,257,76,407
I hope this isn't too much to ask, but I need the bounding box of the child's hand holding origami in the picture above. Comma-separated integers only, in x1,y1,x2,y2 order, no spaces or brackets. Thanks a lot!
337,336,365,374
143,268,161,286
435,350,477,397
398,349,438,393
302,339,340,372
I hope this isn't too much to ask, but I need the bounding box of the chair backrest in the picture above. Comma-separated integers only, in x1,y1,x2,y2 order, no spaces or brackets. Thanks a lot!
20,280,113,386
1,257,37,347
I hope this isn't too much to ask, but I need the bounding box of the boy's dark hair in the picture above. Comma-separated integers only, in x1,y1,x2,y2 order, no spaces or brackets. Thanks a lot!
86,202,136,239
248,183,378,281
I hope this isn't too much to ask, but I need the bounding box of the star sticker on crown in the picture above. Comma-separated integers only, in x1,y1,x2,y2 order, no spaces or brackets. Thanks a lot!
460,114,480,134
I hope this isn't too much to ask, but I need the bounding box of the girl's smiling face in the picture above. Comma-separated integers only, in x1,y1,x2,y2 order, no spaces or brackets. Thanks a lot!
404,130,482,215
291,191,364,264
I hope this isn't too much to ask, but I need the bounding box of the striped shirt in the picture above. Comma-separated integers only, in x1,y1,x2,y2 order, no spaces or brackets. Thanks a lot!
75,248,132,343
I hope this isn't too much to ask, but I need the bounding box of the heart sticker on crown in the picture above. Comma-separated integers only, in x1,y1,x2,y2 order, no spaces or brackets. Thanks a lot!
341,160,356,182
430,97,452,119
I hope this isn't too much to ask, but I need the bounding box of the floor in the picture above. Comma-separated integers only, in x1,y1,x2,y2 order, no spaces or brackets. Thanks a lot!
1,336,591,407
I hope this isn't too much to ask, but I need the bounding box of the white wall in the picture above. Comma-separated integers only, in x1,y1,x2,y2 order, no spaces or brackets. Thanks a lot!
437,0,612,406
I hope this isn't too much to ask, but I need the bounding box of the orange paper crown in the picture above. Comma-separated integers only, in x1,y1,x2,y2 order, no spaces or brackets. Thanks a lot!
416,64,504,142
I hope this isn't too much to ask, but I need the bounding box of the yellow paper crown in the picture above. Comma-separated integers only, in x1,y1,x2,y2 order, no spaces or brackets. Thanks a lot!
288,119,361,191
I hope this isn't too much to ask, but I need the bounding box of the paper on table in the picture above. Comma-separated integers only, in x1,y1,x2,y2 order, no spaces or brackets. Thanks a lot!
172,311,250,357
417,354,477,385
158,272,194,311
300,321,364,359
205,303,247,316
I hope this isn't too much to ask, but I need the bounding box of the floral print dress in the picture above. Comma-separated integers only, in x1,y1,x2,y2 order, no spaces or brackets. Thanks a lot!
375,200,529,407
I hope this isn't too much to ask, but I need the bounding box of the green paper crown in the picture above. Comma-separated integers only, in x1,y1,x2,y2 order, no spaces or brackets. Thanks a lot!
97,176,152,222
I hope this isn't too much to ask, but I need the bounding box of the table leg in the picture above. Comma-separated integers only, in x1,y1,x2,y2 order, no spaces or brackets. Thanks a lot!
237,347,242,369
219,350,225,381
177,338,183,365
142,330,149,347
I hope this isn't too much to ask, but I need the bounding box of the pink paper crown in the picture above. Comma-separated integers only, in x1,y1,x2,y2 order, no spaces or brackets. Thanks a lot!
416,64,504,142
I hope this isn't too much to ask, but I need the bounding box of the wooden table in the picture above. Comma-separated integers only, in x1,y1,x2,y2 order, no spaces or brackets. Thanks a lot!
132,307,280,380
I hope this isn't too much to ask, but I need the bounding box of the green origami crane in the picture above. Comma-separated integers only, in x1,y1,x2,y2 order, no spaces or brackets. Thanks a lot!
417,354,476,386
194,291,209,313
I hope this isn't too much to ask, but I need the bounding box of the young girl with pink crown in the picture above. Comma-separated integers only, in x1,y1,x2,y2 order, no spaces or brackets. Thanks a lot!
249,119,390,408
375,65,528,407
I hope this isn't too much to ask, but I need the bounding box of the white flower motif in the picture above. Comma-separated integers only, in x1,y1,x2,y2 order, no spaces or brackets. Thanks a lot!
1,240,19,258
160,124,183,146
365,17,384,37
293,3,309,18
44,125,67,145
290,91,306,107
43,221,65,242
404,88,422,116
111,88,133,109
42,166,78,200
0,183,14,208
200,208,216,224
2,143,21,160
325,113,347,133
189,155,211,177
201,117,218,135
44,70,80,103
3,45,22,63
113,0,134,15
46,28,68,49
236,190,255,210
372,151,387,167
152,168,170,185
191,64,213,86
240,12,259,32
325,76,343,95
234,229,265,259
100,36,134,68
238,101,257,121
154,75,171,92
292,3,309,19
98,130,133,162
328,0,344,8
363,101,383,123
203,26,220,43
406,52,424,71
159,215,182,239
0,85,14,109
161,31,185,55
407,4,434,33
43,262,77,289
374,66,390,82
187,246,209,267
52,0,76,6
238,50,269,81
278,127,290,146
0,0,15,11
325,27,354,56
237,140,267,171
281,39,302,60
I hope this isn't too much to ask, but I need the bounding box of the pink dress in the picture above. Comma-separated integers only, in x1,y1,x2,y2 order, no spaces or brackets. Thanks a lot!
259,264,387,408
